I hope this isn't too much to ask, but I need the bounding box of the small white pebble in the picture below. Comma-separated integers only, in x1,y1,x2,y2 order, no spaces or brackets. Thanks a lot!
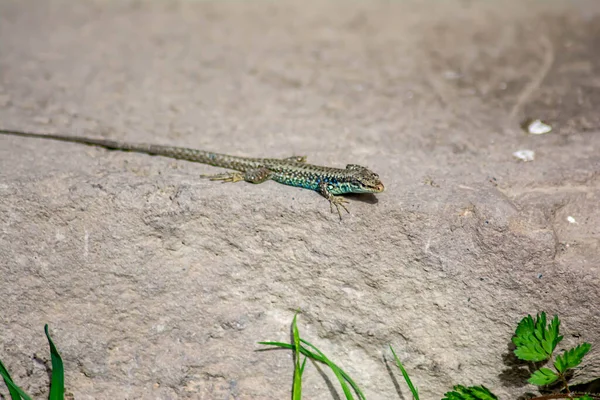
526,119,552,135
567,216,577,224
513,149,535,162
443,70,461,80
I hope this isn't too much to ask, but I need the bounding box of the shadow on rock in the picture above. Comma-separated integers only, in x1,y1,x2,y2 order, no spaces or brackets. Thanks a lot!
383,353,405,399
344,193,379,205
498,342,533,388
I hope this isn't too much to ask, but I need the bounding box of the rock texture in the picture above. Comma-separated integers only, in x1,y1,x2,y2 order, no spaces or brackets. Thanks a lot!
0,0,599,399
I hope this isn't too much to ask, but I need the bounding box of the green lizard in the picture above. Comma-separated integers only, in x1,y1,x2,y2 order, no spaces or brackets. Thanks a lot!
0,129,385,219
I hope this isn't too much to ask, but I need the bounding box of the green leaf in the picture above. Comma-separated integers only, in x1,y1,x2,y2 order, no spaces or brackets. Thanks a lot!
574,395,594,400
512,313,563,362
389,345,419,400
0,359,23,400
528,367,558,386
292,314,302,400
259,338,365,399
442,385,498,400
0,359,33,400
300,339,357,400
258,341,325,363
45,325,65,400
554,343,592,374
299,357,307,377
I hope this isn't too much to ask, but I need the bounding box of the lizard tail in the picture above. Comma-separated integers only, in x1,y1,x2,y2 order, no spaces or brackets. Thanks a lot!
0,129,260,171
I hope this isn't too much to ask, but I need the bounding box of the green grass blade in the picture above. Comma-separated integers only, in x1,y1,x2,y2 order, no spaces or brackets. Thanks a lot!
1,379,34,400
44,325,64,400
258,342,327,364
389,345,419,400
259,340,365,400
0,360,33,400
299,357,307,375
0,359,24,400
292,314,302,400
302,341,353,400
300,339,365,400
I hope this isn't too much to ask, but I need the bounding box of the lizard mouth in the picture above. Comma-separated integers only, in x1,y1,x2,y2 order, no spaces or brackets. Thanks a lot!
373,183,385,192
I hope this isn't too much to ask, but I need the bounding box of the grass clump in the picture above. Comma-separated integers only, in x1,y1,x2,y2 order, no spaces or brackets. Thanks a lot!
259,313,365,400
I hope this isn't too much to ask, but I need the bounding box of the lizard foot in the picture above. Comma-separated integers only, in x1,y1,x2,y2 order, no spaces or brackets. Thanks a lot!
201,172,245,183
329,196,350,220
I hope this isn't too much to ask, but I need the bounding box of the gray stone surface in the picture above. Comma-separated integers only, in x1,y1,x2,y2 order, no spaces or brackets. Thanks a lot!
1,0,599,399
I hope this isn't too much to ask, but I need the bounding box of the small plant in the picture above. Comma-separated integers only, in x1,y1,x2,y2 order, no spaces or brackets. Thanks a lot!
259,313,366,400
508,312,594,400
260,312,598,400
0,324,65,400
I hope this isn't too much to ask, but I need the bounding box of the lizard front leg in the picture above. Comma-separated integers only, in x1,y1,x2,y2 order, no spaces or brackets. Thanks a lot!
318,181,350,220
202,167,272,184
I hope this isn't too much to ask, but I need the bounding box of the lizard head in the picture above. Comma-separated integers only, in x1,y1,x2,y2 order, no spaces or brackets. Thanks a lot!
344,164,385,194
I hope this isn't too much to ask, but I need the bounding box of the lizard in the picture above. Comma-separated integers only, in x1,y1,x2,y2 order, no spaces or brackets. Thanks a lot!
0,129,385,219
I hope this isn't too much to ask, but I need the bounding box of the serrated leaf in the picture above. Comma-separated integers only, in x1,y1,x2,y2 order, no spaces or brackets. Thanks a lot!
442,385,498,400
528,367,559,386
512,315,534,347
554,343,592,373
547,315,563,352
513,341,547,362
512,312,563,362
